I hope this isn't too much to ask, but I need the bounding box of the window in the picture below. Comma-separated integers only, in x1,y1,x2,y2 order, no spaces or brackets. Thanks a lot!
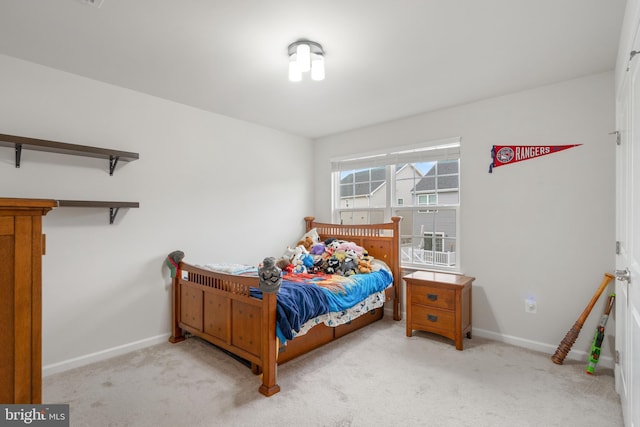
423,231,444,251
418,194,437,205
332,138,460,270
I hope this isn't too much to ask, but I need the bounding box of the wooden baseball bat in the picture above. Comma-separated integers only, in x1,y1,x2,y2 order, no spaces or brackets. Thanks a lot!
551,273,615,365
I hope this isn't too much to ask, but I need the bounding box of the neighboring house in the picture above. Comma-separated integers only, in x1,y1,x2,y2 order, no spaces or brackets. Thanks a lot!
339,167,386,209
411,160,459,206
409,160,458,255
338,161,458,267
339,164,421,209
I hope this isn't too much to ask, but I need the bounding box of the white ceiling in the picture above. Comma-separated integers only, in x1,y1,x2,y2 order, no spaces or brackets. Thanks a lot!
0,0,626,139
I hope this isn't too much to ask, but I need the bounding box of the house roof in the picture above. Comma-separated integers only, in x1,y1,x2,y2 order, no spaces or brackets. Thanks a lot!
340,167,386,198
413,161,459,193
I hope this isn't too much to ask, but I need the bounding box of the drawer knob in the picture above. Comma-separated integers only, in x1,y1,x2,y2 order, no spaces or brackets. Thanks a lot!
427,314,438,322
427,293,438,301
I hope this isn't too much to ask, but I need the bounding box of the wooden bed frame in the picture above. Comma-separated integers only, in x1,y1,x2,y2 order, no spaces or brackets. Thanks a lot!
169,216,402,396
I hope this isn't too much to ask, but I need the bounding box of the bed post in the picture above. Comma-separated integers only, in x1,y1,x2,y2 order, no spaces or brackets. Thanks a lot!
258,292,280,396
168,263,185,343
391,216,402,321
304,216,315,232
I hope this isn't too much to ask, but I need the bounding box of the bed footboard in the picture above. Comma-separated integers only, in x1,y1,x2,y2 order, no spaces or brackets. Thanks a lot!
169,263,280,396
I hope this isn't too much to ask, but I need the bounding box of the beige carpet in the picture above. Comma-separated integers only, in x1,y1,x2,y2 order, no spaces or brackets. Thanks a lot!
43,317,623,427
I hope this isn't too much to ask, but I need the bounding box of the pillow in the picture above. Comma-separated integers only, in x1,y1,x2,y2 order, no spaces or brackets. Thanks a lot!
370,258,391,272
299,228,320,244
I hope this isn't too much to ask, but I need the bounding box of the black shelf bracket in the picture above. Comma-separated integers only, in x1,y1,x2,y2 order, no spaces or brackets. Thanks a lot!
109,207,120,224
15,144,22,168
109,155,119,176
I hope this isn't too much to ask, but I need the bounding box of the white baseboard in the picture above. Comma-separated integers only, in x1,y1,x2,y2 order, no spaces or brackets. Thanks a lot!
386,305,614,370
44,318,614,377
472,327,614,369
43,333,171,377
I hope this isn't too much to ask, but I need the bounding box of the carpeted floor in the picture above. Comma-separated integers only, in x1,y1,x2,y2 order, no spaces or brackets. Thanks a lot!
43,317,623,427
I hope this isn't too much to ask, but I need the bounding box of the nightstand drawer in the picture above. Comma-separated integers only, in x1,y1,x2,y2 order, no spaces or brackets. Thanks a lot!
411,285,455,310
410,305,455,332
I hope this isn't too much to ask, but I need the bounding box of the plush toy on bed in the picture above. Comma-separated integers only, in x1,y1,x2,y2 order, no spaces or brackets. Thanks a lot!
296,236,315,252
275,256,293,272
282,243,308,262
309,258,324,274
324,238,344,253
336,241,365,257
301,253,314,269
357,257,373,274
310,243,326,255
325,256,340,274
340,249,359,276
291,252,308,274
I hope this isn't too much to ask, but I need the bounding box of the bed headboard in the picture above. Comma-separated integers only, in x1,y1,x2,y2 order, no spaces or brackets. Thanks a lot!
304,216,402,290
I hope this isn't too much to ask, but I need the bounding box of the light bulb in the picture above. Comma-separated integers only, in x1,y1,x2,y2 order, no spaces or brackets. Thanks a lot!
296,43,311,73
311,54,325,81
288,54,302,82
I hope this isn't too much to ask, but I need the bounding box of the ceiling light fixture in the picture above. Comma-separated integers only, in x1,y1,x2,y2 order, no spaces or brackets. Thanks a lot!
288,40,325,82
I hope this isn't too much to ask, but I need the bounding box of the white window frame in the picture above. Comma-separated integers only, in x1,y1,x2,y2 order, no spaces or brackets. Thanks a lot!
330,137,461,272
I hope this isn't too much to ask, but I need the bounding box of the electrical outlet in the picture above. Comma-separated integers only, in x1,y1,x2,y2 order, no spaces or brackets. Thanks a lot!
525,298,537,314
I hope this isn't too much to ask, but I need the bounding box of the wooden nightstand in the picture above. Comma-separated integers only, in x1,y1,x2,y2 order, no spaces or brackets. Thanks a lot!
404,271,474,350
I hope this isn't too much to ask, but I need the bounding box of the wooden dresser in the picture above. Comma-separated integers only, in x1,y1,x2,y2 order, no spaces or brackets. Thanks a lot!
0,198,56,403
404,271,474,350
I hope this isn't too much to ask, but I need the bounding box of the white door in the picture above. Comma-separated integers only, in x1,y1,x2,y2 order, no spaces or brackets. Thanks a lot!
616,38,640,427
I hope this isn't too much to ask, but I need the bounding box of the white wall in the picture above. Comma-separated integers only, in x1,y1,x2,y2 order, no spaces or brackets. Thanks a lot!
0,52,617,371
314,72,616,364
0,54,314,372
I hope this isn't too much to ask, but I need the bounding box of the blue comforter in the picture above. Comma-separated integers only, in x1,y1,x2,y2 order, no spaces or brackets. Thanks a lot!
250,269,393,341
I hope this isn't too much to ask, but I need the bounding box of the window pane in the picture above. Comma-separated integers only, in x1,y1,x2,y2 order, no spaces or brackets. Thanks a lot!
395,159,459,207
395,207,457,268
339,167,386,209
339,210,385,225
395,162,435,207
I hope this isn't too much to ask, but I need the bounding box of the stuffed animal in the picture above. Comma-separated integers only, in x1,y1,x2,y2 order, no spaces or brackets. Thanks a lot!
283,244,308,261
324,238,343,252
325,257,340,274
336,242,365,256
357,258,372,274
296,236,315,252
310,243,326,255
340,249,359,276
276,256,291,270
282,263,294,274
332,251,347,262
301,253,314,269
291,252,308,274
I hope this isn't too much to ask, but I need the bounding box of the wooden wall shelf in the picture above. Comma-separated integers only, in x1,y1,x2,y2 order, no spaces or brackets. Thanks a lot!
57,200,139,224
0,133,139,175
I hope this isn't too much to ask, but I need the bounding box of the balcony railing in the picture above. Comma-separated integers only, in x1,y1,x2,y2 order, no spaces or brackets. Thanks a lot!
401,246,456,267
